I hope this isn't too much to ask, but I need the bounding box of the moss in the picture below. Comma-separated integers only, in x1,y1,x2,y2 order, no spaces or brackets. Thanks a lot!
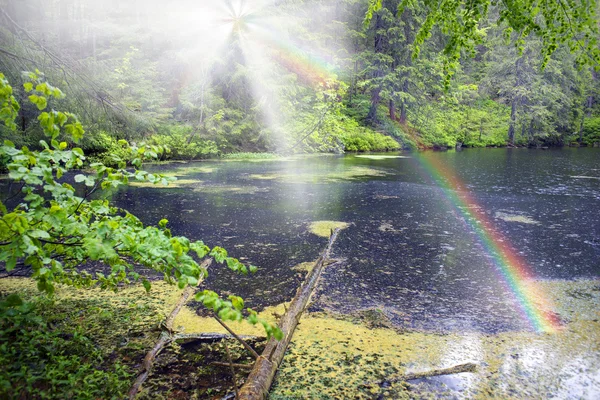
3,278,597,399
308,221,350,237
0,278,188,398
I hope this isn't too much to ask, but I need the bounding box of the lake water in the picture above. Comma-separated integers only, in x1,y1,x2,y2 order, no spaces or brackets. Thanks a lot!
111,148,600,333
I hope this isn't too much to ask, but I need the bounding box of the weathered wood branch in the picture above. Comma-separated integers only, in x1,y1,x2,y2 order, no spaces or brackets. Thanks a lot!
213,314,261,359
224,340,240,400
375,363,477,386
128,259,211,399
173,333,264,343
238,228,342,400
211,362,255,370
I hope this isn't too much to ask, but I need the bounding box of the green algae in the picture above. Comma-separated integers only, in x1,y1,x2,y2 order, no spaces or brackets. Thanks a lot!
3,277,597,399
129,178,203,189
165,165,217,177
495,211,540,225
192,185,268,195
308,221,350,237
291,261,317,273
355,155,410,160
270,279,600,399
244,166,391,184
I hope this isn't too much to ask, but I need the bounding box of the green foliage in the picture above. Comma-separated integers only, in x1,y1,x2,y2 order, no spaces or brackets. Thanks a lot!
341,129,400,152
0,73,20,131
365,0,600,86
0,295,131,399
582,117,600,145
0,73,279,337
148,126,219,160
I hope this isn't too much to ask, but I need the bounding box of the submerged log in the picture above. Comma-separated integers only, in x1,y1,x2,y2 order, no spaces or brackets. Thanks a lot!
238,228,342,400
128,259,212,399
373,362,477,386
173,332,264,343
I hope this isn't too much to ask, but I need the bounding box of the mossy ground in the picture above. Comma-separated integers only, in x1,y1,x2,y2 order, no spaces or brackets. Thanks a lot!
1,278,598,399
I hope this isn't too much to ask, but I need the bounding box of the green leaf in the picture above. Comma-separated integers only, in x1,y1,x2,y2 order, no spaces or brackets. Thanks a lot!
29,230,51,239
142,279,151,292
3,294,23,307
23,82,33,92
229,295,244,311
74,174,86,183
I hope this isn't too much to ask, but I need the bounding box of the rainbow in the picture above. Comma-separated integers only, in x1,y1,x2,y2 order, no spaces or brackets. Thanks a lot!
242,18,340,86
415,152,561,333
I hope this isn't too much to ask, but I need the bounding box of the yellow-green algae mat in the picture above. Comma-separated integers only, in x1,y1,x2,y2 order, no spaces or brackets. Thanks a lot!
2,278,599,398
173,279,600,399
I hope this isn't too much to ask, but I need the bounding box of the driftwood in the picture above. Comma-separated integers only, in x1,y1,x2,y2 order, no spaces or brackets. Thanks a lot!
238,228,342,400
374,363,477,386
213,313,261,359
212,362,255,370
128,259,212,399
173,333,264,343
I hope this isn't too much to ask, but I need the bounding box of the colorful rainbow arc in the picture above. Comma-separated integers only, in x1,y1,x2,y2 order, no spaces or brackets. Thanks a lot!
240,17,340,85
415,152,561,333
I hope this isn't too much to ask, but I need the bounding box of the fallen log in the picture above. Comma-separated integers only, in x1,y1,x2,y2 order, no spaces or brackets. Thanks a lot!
128,259,211,399
173,333,264,343
372,362,477,386
238,228,342,400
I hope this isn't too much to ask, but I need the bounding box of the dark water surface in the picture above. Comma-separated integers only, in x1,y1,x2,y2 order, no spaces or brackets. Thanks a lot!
111,148,600,333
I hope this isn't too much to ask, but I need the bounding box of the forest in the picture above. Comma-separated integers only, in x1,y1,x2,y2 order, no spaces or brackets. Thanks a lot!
0,0,598,159
1,0,600,399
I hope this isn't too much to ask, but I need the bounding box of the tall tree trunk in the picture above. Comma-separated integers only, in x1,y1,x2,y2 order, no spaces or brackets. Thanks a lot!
366,13,384,124
400,80,408,123
508,99,517,145
508,57,523,145
399,9,414,125
349,58,358,106
389,99,396,120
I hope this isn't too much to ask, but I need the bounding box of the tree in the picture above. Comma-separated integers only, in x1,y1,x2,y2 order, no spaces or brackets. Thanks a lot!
0,71,282,338
366,0,600,86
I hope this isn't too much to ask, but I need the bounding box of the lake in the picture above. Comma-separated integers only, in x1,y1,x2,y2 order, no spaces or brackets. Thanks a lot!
111,148,600,333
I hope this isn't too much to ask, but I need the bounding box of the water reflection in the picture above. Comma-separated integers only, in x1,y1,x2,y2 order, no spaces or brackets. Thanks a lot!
92,148,600,332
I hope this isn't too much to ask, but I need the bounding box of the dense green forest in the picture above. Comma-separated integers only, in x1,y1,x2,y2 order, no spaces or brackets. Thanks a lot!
1,0,599,160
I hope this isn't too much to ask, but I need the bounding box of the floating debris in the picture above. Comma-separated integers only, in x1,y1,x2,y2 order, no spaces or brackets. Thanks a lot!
495,211,540,225
309,221,350,237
